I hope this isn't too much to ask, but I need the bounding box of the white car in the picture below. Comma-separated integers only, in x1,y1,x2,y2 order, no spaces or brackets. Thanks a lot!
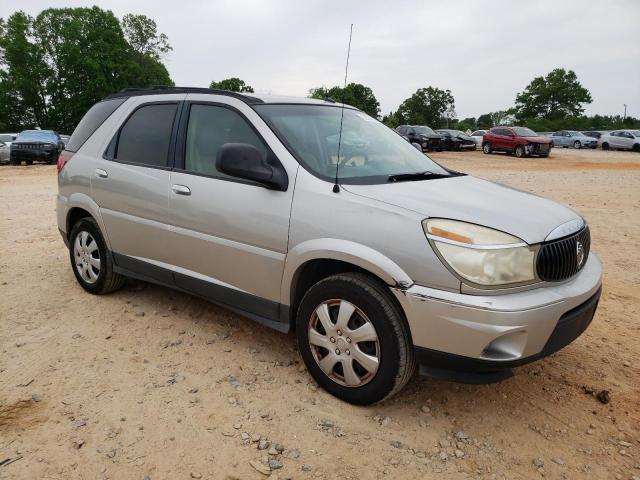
0,133,18,164
598,130,640,152
470,130,487,149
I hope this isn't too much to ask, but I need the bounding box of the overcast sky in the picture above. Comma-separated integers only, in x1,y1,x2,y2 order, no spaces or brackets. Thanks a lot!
5,0,640,118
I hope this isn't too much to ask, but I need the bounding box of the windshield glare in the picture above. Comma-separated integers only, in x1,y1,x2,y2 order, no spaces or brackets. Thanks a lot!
255,105,452,184
512,127,538,137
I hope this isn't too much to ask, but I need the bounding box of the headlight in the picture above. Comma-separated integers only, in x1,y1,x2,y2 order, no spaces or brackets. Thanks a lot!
423,219,536,286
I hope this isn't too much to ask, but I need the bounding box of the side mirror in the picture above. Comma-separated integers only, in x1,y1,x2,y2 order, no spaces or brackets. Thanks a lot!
217,143,288,191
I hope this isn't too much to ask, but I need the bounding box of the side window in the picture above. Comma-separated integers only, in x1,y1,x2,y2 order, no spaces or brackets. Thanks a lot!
184,104,268,177
115,103,177,167
397,127,406,134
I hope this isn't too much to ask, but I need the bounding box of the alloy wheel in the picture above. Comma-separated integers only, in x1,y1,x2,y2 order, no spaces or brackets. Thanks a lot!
308,299,380,387
73,230,101,284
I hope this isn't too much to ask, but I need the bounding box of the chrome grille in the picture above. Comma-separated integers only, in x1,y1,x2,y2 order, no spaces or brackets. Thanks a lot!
537,227,590,281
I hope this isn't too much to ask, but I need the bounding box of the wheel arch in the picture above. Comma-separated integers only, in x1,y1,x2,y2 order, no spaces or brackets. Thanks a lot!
282,239,413,329
64,193,111,249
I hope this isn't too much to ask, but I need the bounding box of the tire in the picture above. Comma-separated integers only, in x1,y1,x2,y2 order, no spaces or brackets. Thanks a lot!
633,144,640,153
26,160,33,166
482,142,492,154
602,142,610,151
9,159,19,166
69,217,125,295
573,140,581,149
296,272,415,405
515,145,526,158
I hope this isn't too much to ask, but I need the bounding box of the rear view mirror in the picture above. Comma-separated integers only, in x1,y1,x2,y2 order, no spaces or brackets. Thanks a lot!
217,143,288,191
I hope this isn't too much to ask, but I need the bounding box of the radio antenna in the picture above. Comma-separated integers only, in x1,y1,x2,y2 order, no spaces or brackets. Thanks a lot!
333,23,353,194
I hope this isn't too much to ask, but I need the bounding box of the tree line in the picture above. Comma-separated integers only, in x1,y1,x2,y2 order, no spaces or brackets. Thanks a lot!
0,8,173,132
1,7,638,134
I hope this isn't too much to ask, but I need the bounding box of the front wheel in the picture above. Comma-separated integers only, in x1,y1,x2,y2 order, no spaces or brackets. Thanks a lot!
296,273,415,405
482,142,492,154
69,217,125,294
515,145,526,158
633,144,640,153
602,142,610,150
573,140,581,149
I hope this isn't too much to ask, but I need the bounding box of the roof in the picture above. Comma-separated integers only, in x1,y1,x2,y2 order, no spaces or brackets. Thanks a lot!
104,86,342,107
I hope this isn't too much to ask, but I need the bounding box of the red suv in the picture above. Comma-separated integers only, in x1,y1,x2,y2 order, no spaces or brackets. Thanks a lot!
482,127,551,158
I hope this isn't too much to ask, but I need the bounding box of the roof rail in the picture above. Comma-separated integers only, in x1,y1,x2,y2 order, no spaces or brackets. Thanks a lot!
104,86,263,104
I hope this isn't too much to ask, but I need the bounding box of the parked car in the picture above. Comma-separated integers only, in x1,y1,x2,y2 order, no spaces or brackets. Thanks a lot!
470,130,487,149
395,125,443,151
0,133,18,164
598,130,640,152
582,131,603,140
10,130,64,165
435,129,476,151
57,87,602,405
482,126,551,158
549,131,598,149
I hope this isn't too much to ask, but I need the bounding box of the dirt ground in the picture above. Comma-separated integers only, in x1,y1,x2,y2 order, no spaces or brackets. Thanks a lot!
1,148,639,480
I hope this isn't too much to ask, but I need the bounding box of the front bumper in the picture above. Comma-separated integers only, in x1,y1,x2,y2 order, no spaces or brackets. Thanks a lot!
392,253,602,372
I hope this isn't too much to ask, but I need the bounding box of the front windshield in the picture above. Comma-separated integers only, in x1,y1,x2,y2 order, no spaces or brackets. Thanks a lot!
511,127,538,137
413,126,436,135
255,105,453,184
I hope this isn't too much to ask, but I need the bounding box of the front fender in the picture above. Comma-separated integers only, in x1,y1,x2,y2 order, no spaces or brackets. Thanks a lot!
280,238,413,305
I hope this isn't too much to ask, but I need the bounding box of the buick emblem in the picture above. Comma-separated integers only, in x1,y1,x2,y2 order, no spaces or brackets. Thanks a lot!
576,241,585,267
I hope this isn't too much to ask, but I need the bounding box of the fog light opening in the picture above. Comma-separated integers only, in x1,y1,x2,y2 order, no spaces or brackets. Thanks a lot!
481,331,527,361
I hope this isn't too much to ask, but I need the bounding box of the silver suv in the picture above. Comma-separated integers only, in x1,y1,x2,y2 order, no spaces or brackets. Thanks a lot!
57,87,602,405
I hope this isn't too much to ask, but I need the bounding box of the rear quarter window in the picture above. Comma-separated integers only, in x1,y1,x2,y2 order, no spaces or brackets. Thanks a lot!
66,97,127,152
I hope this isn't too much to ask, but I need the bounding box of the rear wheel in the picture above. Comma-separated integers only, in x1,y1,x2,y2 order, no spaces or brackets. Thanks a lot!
602,142,610,150
69,218,125,294
573,140,581,149
482,142,492,154
515,145,526,158
296,273,415,405
26,159,33,166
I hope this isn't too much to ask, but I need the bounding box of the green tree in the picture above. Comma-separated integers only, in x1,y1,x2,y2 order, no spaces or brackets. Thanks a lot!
309,82,380,117
456,117,477,131
396,87,455,128
381,110,402,128
209,77,254,93
512,68,592,121
0,7,173,133
122,13,172,60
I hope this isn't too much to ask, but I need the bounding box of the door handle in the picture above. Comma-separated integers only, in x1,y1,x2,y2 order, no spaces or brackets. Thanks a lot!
172,184,191,196
95,168,108,178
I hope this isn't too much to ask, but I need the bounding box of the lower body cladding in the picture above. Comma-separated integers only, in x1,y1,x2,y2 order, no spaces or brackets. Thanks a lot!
392,254,602,383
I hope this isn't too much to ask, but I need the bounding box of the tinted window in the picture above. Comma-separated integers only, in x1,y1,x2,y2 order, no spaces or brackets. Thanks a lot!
184,104,267,177
116,103,177,167
0,134,15,142
67,98,127,152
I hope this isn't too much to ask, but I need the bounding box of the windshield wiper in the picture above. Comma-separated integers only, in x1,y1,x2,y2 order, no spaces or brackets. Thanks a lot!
388,171,452,182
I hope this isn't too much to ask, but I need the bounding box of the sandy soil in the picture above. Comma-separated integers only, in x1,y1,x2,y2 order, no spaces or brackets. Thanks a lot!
1,148,639,480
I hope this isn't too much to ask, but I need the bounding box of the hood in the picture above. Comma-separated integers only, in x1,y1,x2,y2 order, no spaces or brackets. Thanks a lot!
417,133,442,140
343,175,580,244
525,137,551,144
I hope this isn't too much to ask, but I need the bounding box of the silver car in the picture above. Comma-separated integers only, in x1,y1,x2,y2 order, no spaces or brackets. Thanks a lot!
470,130,487,149
56,88,602,404
0,133,18,164
598,130,640,152
549,131,598,149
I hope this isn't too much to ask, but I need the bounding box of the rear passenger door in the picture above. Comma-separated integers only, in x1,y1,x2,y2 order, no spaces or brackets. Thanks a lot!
166,98,296,321
91,98,182,280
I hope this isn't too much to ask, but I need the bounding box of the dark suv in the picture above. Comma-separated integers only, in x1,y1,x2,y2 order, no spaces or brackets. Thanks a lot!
395,125,443,152
482,127,551,158
10,130,64,165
